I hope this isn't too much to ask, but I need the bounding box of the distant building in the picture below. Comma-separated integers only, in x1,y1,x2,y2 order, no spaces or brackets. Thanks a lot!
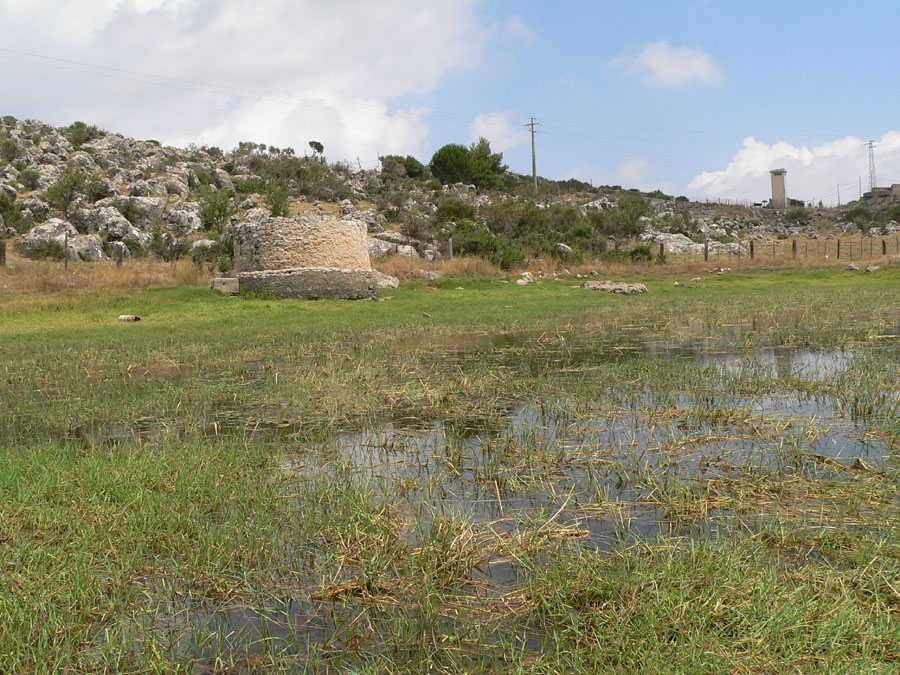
769,169,787,209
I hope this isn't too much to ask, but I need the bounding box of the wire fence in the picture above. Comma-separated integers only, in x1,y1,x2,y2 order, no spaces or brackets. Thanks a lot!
657,233,900,266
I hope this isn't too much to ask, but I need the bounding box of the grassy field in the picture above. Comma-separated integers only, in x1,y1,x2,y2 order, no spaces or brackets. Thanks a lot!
1,261,899,673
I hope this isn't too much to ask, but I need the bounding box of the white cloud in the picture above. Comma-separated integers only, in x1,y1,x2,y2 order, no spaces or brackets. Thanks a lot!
0,0,485,161
504,15,535,44
688,133,900,204
615,40,723,87
470,112,529,153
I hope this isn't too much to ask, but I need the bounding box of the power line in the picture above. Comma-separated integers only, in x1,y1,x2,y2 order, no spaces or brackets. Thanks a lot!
524,116,540,195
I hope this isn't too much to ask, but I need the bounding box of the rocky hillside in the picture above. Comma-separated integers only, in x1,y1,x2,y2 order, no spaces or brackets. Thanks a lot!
2,116,897,269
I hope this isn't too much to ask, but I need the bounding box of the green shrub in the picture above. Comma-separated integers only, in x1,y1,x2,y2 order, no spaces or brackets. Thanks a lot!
265,180,289,217
113,197,145,225
490,240,524,270
0,191,32,233
844,206,871,226
86,175,111,203
1,139,17,161
46,166,86,217
149,229,190,261
436,196,476,222
785,206,809,223
234,176,266,194
18,169,40,191
627,244,653,262
197,186,234,231
17,239,65,260
65,121,102,149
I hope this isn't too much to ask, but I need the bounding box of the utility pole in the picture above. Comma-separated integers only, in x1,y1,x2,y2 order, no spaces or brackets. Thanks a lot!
524,116,540,197
867,140,877,191
837,184,840,207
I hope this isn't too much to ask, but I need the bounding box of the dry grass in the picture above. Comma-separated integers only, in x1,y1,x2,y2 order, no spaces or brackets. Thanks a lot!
287,200,341,217
374,255,504,280
0,250,210,293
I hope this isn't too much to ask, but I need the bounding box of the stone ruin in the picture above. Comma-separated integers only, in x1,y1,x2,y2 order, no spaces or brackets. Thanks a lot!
233,208,379,300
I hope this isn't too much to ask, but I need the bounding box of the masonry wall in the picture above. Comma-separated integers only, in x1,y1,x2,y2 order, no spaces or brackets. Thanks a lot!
234,209,371,273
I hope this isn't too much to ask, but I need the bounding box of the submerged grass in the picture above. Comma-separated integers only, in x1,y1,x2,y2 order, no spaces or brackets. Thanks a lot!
0,264,899,672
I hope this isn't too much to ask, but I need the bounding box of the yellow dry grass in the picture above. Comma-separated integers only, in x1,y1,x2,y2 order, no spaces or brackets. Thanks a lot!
0,249,210,293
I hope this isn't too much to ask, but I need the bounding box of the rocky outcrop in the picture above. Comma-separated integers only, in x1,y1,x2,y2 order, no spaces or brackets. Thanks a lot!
67,234,106,261
167,201,204,235
23,218,77,251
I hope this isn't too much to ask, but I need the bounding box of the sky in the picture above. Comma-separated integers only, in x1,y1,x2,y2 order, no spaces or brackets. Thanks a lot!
2,0,900,205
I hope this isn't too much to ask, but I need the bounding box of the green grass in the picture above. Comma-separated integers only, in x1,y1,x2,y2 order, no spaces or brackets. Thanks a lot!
1,264,899,672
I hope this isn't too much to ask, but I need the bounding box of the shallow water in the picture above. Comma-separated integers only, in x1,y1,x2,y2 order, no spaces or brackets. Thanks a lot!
141,336,899,667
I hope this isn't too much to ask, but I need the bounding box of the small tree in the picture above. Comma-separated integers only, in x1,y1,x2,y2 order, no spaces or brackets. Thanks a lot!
467,137,506,189
266,180,289,217
429,144,470,185
308,141,324,163
612,193,648,238
46,165,86,217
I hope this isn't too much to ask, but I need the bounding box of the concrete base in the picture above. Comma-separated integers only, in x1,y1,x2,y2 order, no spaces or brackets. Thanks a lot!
237,267,379,300
212,276,239,295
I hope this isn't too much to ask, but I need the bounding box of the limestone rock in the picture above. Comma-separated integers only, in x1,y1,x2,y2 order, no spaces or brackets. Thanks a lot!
368,237,397,258
24,218,77,251
190,239,217,253
167,201,204,235
108,240,130,259
556,242,573,256
581,280,648,295
212,276,239,295
67,234,107,261
95,206,133,239
373,271,400,289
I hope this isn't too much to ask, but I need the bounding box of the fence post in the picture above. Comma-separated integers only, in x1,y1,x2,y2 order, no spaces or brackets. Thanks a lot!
659,242,664,258
448,236,453,259
792,239,797,260
772,240,776,261
0,239,5,267
837,240,841,259
704,240,709,262
805,241,808,260
64,230,69,271
883,239,887,256
750,240,755,260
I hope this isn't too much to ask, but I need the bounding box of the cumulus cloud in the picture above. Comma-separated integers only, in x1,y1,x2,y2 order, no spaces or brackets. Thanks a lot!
0,0,484,161
614,40,723,87
688,133,900,204
470,112,529,153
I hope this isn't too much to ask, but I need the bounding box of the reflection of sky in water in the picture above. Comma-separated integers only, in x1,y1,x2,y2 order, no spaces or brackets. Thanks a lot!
162,341,899,666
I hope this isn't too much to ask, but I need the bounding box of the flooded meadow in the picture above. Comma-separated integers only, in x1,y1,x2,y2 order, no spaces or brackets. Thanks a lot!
1,270,899,672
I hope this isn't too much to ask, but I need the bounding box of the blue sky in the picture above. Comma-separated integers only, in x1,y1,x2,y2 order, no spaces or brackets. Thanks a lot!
2,1,899,204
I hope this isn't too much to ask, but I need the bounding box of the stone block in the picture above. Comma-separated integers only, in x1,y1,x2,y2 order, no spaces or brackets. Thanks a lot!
238,268,378,300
